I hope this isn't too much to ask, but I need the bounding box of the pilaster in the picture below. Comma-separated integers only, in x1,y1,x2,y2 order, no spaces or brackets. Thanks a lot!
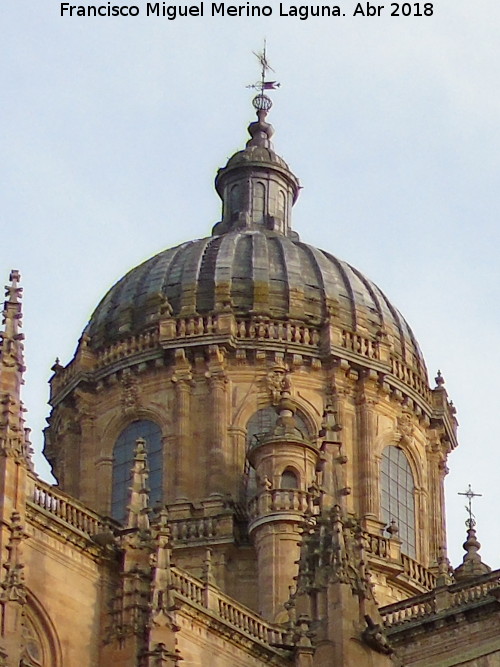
206,345,228,496
356,372,379,521
171,349,193,500
427,433,448,566
74,387,97,507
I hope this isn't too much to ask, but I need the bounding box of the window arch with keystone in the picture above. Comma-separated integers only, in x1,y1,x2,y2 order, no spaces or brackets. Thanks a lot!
380,445,416,558
111,419,163,523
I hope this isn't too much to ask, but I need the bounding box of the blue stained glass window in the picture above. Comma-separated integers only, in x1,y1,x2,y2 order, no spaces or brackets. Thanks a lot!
380,446,416,558
111,420,163,523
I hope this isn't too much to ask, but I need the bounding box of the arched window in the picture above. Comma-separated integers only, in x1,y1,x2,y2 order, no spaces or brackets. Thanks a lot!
230,184,240,214
278,190,287,219
380,446,416,558
280,469,299,489
252,182,266,224
20,597,62,667
112,420,163,523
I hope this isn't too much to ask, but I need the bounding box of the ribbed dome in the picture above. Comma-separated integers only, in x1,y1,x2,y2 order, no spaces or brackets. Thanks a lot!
85,97,427,381
223,145,291,171
87,228,426,375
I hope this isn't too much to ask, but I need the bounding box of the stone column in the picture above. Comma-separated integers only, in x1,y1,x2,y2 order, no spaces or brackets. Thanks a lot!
171,375,192,501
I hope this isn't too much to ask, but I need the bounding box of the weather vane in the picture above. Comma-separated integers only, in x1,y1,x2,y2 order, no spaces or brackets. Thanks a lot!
247,40,280,113
458,484,482,529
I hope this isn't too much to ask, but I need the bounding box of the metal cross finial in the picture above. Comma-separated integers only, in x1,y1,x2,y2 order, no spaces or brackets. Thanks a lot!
458,484,482,529
253,39,274,83
247,41,280,96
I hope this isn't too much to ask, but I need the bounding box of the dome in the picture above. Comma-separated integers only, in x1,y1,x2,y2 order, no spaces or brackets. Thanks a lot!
87,228,426,378
83,93,428,386
85,94,426,381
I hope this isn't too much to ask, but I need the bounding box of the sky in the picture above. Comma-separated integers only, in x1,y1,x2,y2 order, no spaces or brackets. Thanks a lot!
2,1,499,567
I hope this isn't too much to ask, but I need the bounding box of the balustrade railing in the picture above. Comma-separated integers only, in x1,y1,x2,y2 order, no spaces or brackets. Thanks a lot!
342,331,380,360
364,532,390,560
248,488,314,522
169,516,219,543
95,329,159,368
236,319,320,347
30,480,108,537
391,359,431,402
401,554,436,590
381,570,500,628
175,315,216,338
449,574,500,608
171,568,205,606
171,566,288,647
381,593,436,626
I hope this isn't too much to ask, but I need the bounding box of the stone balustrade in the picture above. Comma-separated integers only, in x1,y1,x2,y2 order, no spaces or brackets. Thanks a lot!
401,553,437,590
174,315,217,338
342,331,380,360
391,358,431,402
50,358,78,394
381,569,500,628
364,531,390,560
29,479,111,538
247,488,315,523
236,318,320,347
95,330,159,368
171,568,205,606
449,574,500,608
381,593,436,626
169,516,219,544
171,566,288,647
364,532,436,592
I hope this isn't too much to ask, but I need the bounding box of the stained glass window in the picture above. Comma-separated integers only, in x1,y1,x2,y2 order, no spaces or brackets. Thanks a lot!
380,446,416,558
111,420,163,523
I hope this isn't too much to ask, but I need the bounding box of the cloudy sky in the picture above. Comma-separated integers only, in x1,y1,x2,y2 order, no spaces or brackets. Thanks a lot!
3,1,499,566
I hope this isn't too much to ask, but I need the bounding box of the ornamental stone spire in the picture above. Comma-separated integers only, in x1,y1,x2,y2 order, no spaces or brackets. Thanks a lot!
454,523,491,581
126,437,151,531
0,271,31,464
